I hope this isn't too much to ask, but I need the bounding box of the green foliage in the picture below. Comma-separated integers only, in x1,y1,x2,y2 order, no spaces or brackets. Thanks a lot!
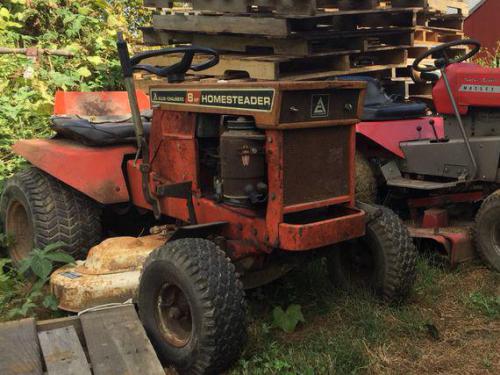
0,0,150,182
0,242,74,319
468,291,500,319
272,304,305,333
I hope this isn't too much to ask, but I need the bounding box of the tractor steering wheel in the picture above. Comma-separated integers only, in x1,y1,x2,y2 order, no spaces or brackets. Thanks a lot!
412,39,481,73
117,33,219,83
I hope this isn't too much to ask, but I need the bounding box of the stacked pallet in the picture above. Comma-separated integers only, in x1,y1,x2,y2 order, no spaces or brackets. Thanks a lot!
138,0,468,99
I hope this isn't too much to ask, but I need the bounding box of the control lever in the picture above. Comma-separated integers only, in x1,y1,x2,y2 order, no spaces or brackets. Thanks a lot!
117,32,161,219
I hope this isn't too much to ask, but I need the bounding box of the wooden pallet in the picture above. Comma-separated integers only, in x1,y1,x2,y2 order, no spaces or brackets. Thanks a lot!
0,305,165,375
144,0,468,16
143,26,414,56
151,7,421,37
138,47,407,81
414,26,464,45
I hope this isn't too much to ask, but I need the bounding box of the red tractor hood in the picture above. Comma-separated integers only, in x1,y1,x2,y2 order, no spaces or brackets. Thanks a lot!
433,63,500,115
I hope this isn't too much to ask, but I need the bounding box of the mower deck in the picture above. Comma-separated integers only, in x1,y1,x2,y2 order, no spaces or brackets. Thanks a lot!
51,235,166,312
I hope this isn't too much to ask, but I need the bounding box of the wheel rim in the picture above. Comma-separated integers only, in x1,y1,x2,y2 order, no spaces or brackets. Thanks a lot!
340,240,377,288
5,200,34,263
157,283,193,348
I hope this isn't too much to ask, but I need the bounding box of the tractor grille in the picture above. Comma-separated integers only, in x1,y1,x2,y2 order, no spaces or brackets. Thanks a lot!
283,127,350,206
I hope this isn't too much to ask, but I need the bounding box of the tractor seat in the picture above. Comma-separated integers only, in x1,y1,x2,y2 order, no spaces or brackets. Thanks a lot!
336,76,428,121
51,113,152,147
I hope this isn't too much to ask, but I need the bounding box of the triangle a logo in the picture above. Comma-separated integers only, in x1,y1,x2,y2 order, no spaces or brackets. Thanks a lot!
311,94,330,118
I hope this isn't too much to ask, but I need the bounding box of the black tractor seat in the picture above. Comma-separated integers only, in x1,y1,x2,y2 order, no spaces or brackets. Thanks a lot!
51,112,152,147
336,76,428,121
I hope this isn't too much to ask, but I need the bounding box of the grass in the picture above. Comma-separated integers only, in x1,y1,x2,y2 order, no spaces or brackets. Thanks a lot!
0,250,498,374
229,257,499,374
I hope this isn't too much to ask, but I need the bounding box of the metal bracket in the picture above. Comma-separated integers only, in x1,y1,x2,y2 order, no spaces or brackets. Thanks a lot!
157,181,197,224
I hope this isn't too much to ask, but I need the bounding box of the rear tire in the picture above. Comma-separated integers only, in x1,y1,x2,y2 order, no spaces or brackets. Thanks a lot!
0,167,102,263
355,153,378,203
138,238,246,375
327,206,417,302
474,190,500,272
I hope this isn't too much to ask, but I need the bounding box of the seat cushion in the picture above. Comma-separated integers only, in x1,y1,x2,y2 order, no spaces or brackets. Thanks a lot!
335,76,428,121
51,116,151,147
363,101,428,121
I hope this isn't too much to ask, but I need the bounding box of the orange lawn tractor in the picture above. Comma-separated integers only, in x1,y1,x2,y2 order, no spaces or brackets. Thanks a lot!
0,34,417,374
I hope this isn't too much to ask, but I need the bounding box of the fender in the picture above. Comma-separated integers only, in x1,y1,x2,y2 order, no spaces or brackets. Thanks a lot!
11,90,151,204
356,116,444,158
13,139,136,204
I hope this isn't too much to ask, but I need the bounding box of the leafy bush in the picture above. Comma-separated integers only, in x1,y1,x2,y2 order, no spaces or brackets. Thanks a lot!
0,1,150,316
0,0,150,181
0,242,75,319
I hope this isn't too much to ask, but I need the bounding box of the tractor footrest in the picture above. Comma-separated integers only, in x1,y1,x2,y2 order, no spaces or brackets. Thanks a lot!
387,177,458,190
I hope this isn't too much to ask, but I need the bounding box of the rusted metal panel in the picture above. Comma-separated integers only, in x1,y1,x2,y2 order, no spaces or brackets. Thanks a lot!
408,226,476,267
283,127,350,205
13,139,136,204
51,235,166,312
279,207,365,251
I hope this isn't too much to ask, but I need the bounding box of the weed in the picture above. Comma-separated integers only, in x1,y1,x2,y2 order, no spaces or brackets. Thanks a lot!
467,291,500,319
272,304,305,333
0,242,74,320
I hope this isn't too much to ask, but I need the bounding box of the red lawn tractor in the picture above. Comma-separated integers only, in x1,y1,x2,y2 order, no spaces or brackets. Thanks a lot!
0,35,417,373
345,40,500,271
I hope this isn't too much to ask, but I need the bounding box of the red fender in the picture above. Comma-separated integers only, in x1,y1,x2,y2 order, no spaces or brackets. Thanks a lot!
13,139,136,204
356,117,444,158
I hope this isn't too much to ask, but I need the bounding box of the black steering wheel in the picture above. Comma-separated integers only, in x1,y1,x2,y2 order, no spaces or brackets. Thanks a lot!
117,33,219,83
412,39,481,73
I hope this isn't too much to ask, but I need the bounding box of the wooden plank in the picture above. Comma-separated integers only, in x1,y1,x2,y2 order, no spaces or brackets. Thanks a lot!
37,315,84,344
38,326,91,375
152,13,290,37
0,318,43,375
80,306,164,375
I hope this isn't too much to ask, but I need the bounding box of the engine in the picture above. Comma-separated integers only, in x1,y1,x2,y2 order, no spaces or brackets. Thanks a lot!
197,115,267,207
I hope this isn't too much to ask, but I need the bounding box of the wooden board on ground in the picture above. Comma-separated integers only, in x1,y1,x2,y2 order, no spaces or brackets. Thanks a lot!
0,305,165,375
38,326,91,375
0,318,43,375
80,305,165,375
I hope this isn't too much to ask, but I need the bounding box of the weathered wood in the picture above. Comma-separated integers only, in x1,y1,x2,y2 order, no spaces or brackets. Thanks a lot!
37,315,84,343
80,306,164,375
143,26,413,56
0,318,43,375
151,8,418,37
144,0,468,15
38,326,91,375
0,47,74,57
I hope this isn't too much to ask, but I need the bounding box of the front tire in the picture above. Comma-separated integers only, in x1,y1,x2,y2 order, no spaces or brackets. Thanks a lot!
0,167,102,263
355,153,378,203
138,238,246,375
327,206,417,302
474,190,500,272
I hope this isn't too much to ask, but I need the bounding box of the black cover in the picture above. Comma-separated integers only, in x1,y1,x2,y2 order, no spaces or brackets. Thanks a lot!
51,116,151,147
336,76,428,121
